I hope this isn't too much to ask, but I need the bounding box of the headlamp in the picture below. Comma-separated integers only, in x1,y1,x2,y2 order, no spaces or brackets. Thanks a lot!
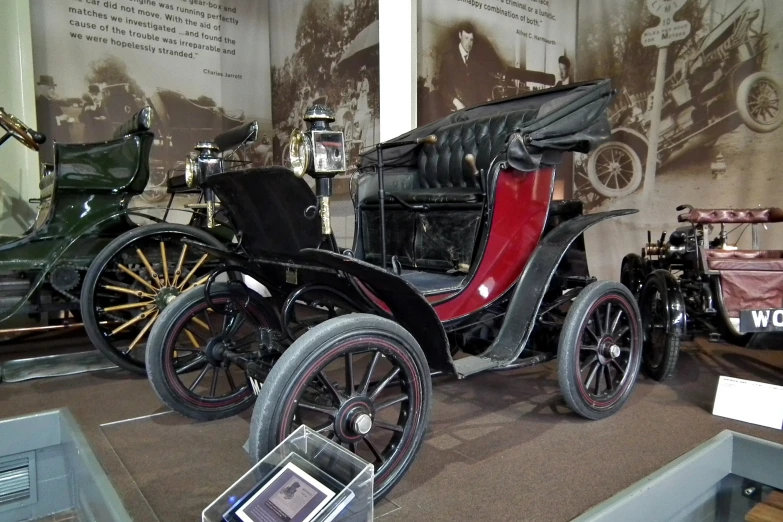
287,105,346,179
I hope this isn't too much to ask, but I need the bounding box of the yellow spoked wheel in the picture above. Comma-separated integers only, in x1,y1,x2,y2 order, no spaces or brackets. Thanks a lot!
81,224,229,375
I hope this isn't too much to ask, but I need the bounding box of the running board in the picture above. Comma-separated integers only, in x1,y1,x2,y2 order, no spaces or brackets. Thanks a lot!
0,351,117,383
454,352,554,378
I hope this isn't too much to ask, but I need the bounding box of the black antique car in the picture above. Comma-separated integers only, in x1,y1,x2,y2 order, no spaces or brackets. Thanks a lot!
0,105,256,362
621,204,783,381
144,79,644,501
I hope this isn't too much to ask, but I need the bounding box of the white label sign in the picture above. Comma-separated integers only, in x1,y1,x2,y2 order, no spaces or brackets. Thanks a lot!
646,0,688,18
642,19,691,47
712,376,783,430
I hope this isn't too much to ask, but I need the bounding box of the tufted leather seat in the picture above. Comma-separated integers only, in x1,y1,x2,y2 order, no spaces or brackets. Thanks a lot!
678,207,783,224
365,108,540,206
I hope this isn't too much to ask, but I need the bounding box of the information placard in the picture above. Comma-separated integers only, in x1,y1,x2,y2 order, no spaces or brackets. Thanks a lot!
712,376,783,430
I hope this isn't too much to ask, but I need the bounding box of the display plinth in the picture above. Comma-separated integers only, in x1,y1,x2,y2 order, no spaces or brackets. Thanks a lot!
203,426,374,522
573,430,783,522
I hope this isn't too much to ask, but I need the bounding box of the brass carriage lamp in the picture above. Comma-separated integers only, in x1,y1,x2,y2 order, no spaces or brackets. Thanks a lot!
184,140,223,228
288,105,347,237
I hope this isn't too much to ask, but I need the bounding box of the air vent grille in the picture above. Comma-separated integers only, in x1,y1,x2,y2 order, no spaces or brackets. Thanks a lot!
0,457,31,505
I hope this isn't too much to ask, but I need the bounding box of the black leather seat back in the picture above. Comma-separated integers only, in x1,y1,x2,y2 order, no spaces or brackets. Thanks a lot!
416,109,538,189
112,106,153,140
204,167,322,257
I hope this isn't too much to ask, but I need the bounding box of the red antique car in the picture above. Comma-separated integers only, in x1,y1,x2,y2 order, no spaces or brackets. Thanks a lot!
145,79,643,501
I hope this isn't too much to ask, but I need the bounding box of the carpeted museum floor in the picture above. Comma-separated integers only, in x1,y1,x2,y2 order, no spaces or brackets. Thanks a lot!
0,336,782,522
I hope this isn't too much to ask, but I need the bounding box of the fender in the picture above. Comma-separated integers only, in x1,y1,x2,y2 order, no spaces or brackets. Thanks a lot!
463,209,638,371
611,126,649,146
641,269,687,338
297,248,454,375
0,206,222,324
620,252,646,298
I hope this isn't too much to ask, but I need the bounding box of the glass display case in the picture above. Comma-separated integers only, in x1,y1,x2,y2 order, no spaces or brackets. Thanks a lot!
203,426,374,522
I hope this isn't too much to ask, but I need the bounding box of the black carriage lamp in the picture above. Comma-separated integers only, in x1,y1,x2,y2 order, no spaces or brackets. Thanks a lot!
289,104,347,240
184,140,223,228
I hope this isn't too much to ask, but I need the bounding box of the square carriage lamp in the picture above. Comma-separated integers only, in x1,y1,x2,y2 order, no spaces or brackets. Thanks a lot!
203,425,374,522
289,106,347,242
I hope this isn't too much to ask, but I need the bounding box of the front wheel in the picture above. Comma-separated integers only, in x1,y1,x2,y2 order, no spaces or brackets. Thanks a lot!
558,281,642,420
736,71,783,134
146,283,281,421
638,272,681,381
249,314,432,502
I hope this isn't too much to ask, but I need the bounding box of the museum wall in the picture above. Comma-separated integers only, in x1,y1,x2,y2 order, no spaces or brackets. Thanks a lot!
28,0,273,206
417,0,783,280
0,0,40,236
267,0,380,196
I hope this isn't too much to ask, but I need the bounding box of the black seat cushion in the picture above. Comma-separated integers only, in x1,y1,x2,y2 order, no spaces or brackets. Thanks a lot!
364,187,483,205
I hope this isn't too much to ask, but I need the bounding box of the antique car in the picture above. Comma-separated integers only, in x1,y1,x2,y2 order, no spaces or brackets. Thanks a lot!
0,104,256,357
78,119,262,375
144,79,643,500
579,0,782,201
620,204,783,381
0,105,156,338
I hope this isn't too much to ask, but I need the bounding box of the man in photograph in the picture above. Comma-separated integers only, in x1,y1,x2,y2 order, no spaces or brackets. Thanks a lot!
439,21,480,112
35,75,70,162
556,55,572,86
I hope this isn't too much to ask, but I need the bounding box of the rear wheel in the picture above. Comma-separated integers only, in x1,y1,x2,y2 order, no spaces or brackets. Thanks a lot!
587,141,643,199
639,273,681,381
146,283,281,421
81,224,227,375
558,281,642,420
249,314,432,502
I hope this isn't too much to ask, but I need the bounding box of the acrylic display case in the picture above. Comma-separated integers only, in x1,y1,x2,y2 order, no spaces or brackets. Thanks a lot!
203,425,374,522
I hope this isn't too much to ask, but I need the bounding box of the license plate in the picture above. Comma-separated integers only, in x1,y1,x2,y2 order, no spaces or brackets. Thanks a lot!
739,309,783,333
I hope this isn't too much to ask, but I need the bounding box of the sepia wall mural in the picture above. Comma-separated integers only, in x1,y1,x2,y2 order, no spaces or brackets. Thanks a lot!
573,0,783,280
28,0,273,207
268,0,380,200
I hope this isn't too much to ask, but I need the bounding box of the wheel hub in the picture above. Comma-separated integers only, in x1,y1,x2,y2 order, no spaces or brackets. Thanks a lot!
334,396,375,443
597,337,620,364
205,336,228,365
155,286,181,310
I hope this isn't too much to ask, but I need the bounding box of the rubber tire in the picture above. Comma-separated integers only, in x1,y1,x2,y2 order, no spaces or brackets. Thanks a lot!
558,281,643,420
639,273,681,382
587,141,643,199
146,283,280,421
249,314,432,502
736,71,783,133
620,254,645,299
81,223,228,375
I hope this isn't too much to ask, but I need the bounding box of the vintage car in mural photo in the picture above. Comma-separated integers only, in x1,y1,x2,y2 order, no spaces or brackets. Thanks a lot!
575,0,782,206
621,204,783,381
0,105,260,374
140,79,645,501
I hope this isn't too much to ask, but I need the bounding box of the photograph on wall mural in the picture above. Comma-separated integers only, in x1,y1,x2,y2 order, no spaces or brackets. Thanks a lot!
574,0,783,209
573,0,783,280
29,0,273,205
417,0,578,126
268,0,380,196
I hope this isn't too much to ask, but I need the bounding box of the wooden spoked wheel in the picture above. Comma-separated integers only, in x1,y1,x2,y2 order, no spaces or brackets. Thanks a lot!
81,224,228,375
